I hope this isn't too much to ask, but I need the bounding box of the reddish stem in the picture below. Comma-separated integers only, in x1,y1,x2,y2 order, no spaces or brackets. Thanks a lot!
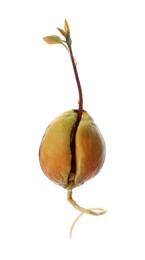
68,45,83,121
67,43,83,186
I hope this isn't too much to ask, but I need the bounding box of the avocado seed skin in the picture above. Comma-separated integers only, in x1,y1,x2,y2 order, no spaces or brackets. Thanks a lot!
74,111,106,186
39,110,106,189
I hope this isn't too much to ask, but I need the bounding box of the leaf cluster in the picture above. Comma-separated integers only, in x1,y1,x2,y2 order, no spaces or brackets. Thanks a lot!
43,19,71,51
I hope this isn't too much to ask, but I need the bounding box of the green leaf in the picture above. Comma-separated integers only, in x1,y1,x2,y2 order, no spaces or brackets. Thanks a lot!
64,19,70,34
43,35,63,44
43,35,69,51
57,28,67,38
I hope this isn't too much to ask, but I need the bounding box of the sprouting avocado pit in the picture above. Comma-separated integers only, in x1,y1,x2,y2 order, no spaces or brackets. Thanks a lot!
39,20,107,238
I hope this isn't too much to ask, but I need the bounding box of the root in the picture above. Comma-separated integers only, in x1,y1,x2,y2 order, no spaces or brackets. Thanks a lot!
67,189,107,238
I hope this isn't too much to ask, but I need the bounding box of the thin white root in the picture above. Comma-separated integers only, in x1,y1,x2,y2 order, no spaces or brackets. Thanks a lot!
69,207,107,238
67,189,107,238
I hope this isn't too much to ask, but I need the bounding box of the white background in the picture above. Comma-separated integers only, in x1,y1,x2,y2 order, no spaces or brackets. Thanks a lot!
0,0,145,259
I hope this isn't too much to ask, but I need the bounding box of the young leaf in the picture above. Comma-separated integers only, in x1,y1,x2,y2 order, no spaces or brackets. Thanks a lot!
57,28,67,38
64,19,70,34
43,35,63,45
43,35,69,51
